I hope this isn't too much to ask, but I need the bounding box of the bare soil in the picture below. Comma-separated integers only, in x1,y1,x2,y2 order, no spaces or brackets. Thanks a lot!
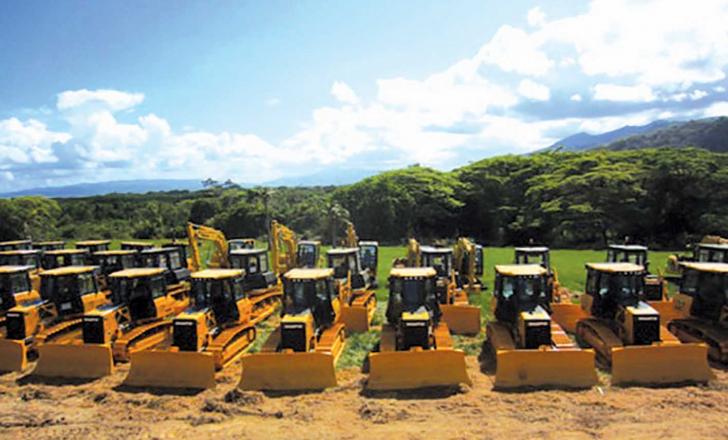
1,358,726,439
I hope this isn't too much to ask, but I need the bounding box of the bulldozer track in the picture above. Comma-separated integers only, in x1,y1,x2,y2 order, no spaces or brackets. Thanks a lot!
112,320,173,362
669,318,728,363
576,318,623,367
35,318,84,345
207,323,257,369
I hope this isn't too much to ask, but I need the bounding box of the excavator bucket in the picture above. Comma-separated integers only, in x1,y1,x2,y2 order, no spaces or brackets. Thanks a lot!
239,352,337,391
33,344,113,378
340,305,373,333
494,349,597,389
611,343,713,385
124,351,217,389
367,349,471,390
0,339,27,372
440,304,481,335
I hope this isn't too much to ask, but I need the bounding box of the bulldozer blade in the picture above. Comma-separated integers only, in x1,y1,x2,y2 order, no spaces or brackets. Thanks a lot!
33,344,113,378
367,349,471,390
0,339,27,372
341,306,371,333
611,343,714,385
239,352,337,391
494,349,597,389
124,351,217,389
440,304,481,335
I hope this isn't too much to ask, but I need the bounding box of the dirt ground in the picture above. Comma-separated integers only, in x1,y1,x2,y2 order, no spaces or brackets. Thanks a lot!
1,358,727,440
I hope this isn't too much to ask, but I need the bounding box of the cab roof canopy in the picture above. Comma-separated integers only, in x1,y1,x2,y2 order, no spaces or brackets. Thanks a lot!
298,240,321,245
327,247,358,255
284,268,334,280
110,268,165,278
0,265,34,274
514,246,550,253
35,241,65,245
608,244,648,252
120,241,153,246
359,241,379,246
697,243,728,251
44,249,88,255
0,240,32,245
680,262,728,273
76,240,111,246
229,248,267,256
390,267,437,278
496,264,548,277
140,247,177,254
41,266,97,276
93,250,137,256
586,262,644,273
192,269,245,279
0,249,41,255
420,246,452,254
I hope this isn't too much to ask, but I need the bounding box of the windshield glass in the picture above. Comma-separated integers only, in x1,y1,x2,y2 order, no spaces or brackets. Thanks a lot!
424,253,451,276
608,273,643,305
41,273,95,303
329,254,355,278
111,277,150,305
298,245,317,266
0,272,30,299
191,279,223,308
284,280,315,313
391,278,430,308
140,254,166,269
360,246,376,268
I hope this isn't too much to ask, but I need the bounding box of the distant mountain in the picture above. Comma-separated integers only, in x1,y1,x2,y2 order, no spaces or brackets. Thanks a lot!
262,168,380,187
545,120,675,152
605,117,728,152
0,179,204,198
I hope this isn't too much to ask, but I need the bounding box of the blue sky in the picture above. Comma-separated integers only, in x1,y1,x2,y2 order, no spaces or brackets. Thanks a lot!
1,0,727,191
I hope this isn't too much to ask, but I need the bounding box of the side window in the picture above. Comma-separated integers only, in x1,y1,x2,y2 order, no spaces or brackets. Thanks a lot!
495,274,502,297
151,276,166,299
232,279,246,300
586,270,598,295
681,271,699,296
598,274,609,296
11,273,30,293
168,252,181,269
259,254,269,272
78,273,96,295
248,256,258,274
316,280,328,301
501,277,514,299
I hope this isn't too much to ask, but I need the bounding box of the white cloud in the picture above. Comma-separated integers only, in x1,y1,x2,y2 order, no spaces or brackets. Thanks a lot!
0,118,70,164
1,171,13,181
527,7,546,27
593,84,656,102
703,101,728,117
57,89,145,111
715,86,727,93
518,79,550,101
690,89,708,100
477,25,553,76
570,94,583,102
330,81,359,105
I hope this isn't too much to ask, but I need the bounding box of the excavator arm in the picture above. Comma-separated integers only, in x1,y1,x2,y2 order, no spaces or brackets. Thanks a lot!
345,222,359,248
407,238,421,267
454,237,477,290
270,220,298,277
187,222,229,272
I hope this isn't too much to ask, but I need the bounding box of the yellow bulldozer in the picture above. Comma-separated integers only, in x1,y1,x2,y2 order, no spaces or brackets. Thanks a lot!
0,266,42,328
0,266,109,372
41,249,90,269
550,262,713,385
484,264,597,388
33,241,66,252
119,241,155,252
126,268,278,389
606,244,666,301
652,262,728,364
91,250,138,290
326,247,377,332
239,268,347,391
397,239,481,334
0,240,33,251
75,240,111,254
31,267,191,379
367,267,471,390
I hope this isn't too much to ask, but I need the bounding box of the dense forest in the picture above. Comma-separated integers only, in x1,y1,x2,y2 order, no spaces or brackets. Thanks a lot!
1,147,726,249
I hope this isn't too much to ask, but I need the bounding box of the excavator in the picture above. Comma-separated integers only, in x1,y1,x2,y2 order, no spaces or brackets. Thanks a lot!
397,239,481,334
269,220,322,272
367,267,471,390
453,237,483,294
239,268,347,391
125,268,273,389
606,244,666,301
32,267,190,379
41,249,89,269
75,240,111,254
654,262,728,363
550,262,713,385
0,240,33,251
0,266,41,328
34,241,65,252
484,264,597,388
0,266,108,372
514,246,570,303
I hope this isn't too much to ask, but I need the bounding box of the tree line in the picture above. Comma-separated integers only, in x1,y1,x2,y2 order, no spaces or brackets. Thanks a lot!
1,147,726,249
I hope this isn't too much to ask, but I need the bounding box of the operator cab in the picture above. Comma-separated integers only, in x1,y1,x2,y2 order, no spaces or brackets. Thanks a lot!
41,249,89,270
229,248,277,290
0,240,32,252
358,241,379,286
92,250,138,289
420,247,453,278
607,244,649,271
137,247,190,285
283,268,339,326
326,247,370,289
494,264,551,349
75,240,111,254
34,241,65,252
694,243,728,264
514,247,551,271
0,266,35,312
228,238,256,252
678,262,728,323
40,266,101,316
120,241,155,252
386,267,440,350
0,250,42,270
189,269,247,325
297,240,321,269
